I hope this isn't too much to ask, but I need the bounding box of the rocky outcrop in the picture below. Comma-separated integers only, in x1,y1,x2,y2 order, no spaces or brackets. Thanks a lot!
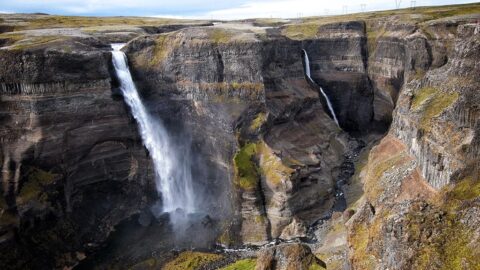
347,16,480,270
0,4,479,269
256,243,326,270
125,27,352,245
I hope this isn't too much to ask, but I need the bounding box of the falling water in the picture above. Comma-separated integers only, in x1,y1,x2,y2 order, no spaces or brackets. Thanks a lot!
302,49,339,126
111,43,196,217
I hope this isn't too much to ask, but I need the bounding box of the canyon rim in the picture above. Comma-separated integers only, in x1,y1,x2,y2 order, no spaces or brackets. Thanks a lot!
0,2,479,270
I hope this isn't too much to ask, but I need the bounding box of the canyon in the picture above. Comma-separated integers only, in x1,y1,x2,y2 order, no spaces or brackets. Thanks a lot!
0,3,479,270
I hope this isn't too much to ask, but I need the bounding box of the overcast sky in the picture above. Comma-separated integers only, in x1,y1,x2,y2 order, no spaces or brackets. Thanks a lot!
0,0,478,19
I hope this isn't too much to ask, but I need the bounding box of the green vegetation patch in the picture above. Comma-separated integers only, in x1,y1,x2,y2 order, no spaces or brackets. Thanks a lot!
233,143,259,190
163,251,223,270
249,112,266,131
17,167,57,204
220,258,256,270
209,29,234,43
411,87,459,133
257,141,294,187
14,16,193,31
150,34,173,66
411,87,437,110
348,223,377,270
408,207,480,269
364,153,407,202
448,176,480,201
282,23,319,40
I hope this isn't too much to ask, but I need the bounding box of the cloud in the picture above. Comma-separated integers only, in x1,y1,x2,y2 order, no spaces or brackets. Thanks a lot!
1,0,479,18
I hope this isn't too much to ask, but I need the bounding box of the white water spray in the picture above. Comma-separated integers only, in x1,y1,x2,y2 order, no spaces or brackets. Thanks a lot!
111,43,196,216
302,49,339,126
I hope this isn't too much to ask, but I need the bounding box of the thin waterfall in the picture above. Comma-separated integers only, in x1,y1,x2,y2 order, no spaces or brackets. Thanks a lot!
111,43,196,217
302,49,339,126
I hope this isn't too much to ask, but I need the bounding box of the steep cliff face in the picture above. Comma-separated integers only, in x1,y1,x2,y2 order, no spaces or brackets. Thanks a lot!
125,26,352,244
347,15,480,270
0,38,155,268
0,4,479,270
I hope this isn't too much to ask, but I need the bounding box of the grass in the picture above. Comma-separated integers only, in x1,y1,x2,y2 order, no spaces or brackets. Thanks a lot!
163,251,223,270
364,153,407,202
9,15,205,31
0,33,66,50
257,141,294,187
282,23,319,40
347,223,376,270
407,205,480,270
233,143,260,190
249,112,266,131
219,259,256,270
414,88,459,133
448,176,480,201
209,29,234,43
409,174,480,269
411,87,438,110
17,167,57,204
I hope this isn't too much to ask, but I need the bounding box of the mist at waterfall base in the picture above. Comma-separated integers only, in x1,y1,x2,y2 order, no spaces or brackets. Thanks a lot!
111,44,217,246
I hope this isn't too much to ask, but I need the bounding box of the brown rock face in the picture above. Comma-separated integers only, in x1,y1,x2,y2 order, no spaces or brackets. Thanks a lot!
125,27,354,245
347,16,480,270
0,4,479,269
256,243,326,270
0,40,155,268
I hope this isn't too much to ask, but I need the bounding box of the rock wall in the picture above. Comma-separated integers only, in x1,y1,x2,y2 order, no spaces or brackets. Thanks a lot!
347,17,480,270
125,27,353,245
0,40,154,269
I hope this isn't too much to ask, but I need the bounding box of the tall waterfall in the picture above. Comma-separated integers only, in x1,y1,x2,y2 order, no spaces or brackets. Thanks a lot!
111,43,196,216
302,49,339,126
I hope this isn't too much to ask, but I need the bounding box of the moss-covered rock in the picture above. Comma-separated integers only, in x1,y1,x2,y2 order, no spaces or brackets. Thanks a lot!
411,87,459,133
219,258,256,270
163,251,223,270
233,143,260,190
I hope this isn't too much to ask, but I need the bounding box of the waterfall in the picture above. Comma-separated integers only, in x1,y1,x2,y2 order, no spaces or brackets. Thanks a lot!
302,49,339,126
111,43,196,216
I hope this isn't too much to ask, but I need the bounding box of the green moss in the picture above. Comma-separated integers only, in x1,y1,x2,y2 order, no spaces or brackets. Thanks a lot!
308,261,326,270
8,36,65,50
219,259,256,270
411,87,438,110
233,143,260,190
365,24,386,55
415,89,459,133
282,23,319,40
209,29,233,44
257,141,294,187
14,16,200,31
254,215,266,224
408,209,480,270
163,251,223,270
150,34,171,65
17,167,57,204
448,177,480,201
348,223,377,270
250,112,266,131
28,167,57,185
365,153,406,201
